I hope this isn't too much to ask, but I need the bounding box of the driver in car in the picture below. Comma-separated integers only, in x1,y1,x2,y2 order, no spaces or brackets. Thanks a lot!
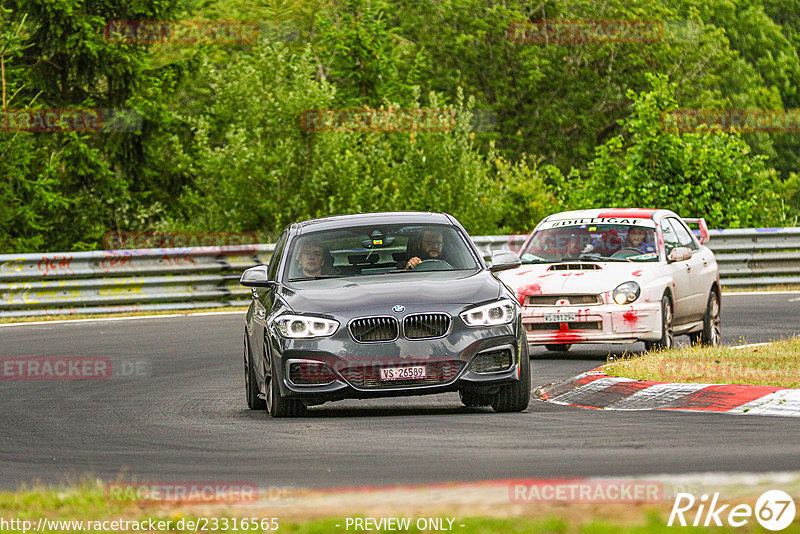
404,229,445,270
626,226,656,253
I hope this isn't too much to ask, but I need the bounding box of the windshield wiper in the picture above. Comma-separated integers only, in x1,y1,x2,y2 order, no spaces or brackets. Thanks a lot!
289,274,345,281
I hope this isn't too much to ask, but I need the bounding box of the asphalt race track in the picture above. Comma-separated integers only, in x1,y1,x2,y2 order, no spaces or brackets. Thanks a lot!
1,292,799,490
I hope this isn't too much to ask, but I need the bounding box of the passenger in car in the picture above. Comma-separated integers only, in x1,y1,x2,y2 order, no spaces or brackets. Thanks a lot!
295,238,336,278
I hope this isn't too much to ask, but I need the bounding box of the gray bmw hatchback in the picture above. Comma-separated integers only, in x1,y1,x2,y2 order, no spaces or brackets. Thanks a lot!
240,212,530,417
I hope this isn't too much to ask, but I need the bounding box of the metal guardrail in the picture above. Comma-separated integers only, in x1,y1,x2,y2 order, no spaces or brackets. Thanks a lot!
0,245,273,317
1,228,799,317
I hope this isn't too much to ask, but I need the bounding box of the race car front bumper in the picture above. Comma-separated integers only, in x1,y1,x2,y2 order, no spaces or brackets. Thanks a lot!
521,300,662,345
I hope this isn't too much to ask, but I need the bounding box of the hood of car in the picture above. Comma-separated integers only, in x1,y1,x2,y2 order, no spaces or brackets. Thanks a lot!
280,270,504,315
499,262,653,303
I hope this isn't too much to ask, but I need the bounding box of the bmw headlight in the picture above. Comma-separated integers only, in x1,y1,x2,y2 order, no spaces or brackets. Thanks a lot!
274,315,339,338
613,282,641,305
460,299,517,327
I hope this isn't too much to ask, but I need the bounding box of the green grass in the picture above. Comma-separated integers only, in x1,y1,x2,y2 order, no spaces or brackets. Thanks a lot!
1,483,798,533
605,337,800,388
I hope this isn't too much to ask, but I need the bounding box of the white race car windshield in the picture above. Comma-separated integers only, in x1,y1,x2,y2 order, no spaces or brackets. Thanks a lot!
520,222,659,263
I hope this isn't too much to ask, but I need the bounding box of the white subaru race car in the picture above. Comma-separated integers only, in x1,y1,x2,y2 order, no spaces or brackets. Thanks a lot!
498,208,720,351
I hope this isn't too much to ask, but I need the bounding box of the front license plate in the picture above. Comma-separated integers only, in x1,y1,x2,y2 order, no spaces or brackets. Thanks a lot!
379,365,427,381
544,313,576,322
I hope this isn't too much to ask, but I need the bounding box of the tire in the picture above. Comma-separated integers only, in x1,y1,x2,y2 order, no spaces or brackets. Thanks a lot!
491,343,531,413
644,295,674,351
265,345,306,418
459,390,493,407
691,289,721,347
545,344,572,352
244,334,266,410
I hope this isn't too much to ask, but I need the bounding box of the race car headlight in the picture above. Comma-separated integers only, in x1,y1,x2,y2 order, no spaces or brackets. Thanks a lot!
613,282,641,305
460,299,517,327
274,315,339,338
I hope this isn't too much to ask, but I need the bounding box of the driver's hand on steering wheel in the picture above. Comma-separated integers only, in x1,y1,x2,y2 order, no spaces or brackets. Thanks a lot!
405,256,422,270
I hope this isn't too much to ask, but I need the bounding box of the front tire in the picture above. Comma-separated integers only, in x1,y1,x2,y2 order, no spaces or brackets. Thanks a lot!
244,335,266,410
491,343,531,412
644,295,674,351
265,346,306,418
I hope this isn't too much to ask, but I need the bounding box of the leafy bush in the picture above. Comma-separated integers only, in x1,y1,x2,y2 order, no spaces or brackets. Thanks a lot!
567,74,788,228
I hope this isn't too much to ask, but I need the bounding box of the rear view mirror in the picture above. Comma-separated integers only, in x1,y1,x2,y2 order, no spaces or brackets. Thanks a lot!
668,247,692,262
489,250,522,272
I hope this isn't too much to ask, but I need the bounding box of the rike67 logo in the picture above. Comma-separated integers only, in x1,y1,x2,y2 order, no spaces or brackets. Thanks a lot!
669,490,796,531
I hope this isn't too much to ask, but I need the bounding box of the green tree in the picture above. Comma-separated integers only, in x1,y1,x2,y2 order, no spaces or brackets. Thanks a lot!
570,74,786,228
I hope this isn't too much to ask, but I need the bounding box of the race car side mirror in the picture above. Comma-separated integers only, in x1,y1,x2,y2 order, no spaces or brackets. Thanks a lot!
667,247,692,263
489,250,522,272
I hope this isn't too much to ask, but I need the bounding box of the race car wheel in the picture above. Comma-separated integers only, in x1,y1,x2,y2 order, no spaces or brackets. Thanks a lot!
459,390,493,407
545,344,572,352
266,345,306,418
691,289,721,347
491,343,531,412
645,295,674,351
244,334,266,410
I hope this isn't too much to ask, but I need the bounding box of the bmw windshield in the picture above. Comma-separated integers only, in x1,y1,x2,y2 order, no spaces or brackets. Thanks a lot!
284,224,480,282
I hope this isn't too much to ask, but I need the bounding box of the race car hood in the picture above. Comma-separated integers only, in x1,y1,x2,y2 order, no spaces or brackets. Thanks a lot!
499,262,654,304
280,270,504,315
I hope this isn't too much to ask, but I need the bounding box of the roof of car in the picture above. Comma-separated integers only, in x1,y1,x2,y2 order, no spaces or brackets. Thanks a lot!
292,211,455,233
542,208,676,221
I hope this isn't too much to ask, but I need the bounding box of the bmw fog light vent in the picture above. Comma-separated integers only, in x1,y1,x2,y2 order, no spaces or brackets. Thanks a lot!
289,362,337,385
470,349,513,374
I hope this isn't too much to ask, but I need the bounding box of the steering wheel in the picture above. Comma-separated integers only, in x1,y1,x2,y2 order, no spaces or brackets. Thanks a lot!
611,247,643,258
412,259,453,271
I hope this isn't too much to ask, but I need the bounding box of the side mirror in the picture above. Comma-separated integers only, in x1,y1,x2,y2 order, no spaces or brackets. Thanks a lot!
240,265,274,287
668,247,692,263
489,250,522,273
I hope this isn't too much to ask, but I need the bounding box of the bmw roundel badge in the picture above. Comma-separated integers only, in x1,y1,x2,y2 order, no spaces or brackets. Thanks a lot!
392,305,405,313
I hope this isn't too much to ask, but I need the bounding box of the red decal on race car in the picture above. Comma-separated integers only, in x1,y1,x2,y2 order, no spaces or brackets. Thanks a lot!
622,310,639,328
597,209,657,218
516,283,542,305
551,322,584,343
631,270,643,277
